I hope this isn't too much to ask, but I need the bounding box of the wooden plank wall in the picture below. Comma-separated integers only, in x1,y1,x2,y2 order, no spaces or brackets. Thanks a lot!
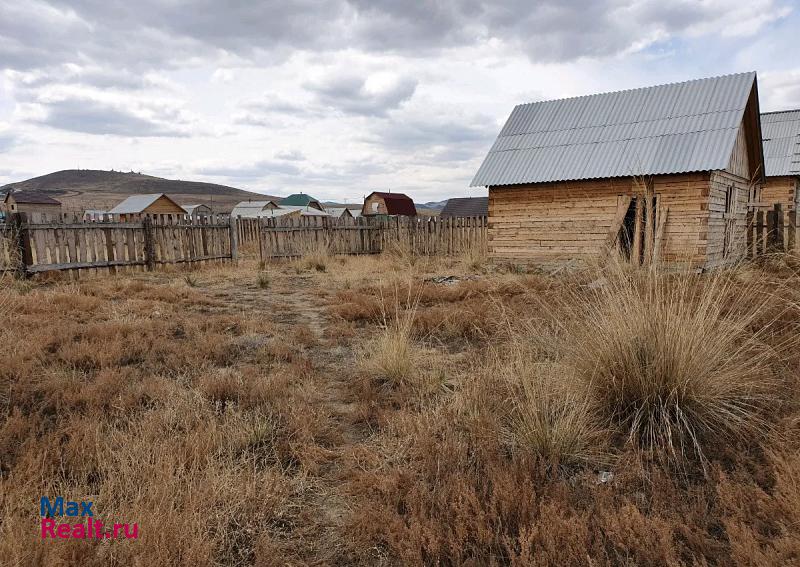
258,215,487,260
7,212,236,278
488,173,724,269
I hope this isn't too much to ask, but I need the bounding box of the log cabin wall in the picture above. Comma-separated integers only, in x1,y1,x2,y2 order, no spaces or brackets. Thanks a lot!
762,176,798,210
488,172,725,269
705,171,752,268
362,194,387,215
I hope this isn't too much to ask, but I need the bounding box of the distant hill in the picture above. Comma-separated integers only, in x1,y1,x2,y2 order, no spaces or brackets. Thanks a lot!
0,170,281,213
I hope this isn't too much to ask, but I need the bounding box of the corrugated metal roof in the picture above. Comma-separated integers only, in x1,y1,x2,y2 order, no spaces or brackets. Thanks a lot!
761,109,800,176
230,200,279,217
108,194,186,214
471,72,757,187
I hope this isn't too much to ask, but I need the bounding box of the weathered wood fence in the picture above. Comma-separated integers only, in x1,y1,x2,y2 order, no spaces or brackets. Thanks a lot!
3,212,237,278
237,218,261,246
746,204,797,257
257,215,487,260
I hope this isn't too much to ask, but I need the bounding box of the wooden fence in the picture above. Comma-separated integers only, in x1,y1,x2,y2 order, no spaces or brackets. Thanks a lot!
3,212,237,278
746,204,797,257
258,215,487,260
237,217,261,246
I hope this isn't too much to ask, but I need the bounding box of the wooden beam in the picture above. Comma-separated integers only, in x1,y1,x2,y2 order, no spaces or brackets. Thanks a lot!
632,197,643,264
653,206,669,263
604,195,632,251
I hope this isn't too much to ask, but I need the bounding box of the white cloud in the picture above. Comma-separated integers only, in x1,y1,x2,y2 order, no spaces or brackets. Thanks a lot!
0,1,796,200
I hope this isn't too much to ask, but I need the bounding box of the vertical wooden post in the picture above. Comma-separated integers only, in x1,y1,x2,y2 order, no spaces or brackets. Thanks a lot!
767,206,778,252
774,203,784,252
143,216,155,271
746,210,754,258
229,215,238,261
9,212,32,277
788,209,797,252
756,210,766,256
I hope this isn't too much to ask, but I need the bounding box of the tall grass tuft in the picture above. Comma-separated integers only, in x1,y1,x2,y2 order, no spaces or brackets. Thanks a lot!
505,358,609,470
360,284,420,385
297,237,331,272
561,262,790,464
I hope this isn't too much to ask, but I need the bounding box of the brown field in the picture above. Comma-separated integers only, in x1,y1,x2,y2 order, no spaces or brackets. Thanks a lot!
1,247,800,565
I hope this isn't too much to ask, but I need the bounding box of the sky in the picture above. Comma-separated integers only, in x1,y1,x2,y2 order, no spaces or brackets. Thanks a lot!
1,1,800,203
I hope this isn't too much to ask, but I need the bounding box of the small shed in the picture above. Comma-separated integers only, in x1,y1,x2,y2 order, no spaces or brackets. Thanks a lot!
183,204,213,219
108,194,186,221
280,193,324,210
362,192,417,216
230,200,280,218
471,72,764,269
326,207,356,219
440,197,488,218
760,110,800,212
3,190,62,216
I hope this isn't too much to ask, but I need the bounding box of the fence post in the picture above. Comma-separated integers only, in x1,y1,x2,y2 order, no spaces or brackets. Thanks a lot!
746,210,754,258
775,203,784,252
767,205,781,252
9,212,32,278
143,216,155,271
229,215,238,261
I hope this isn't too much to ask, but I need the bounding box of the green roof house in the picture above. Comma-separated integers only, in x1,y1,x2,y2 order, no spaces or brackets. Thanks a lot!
280,193,324,210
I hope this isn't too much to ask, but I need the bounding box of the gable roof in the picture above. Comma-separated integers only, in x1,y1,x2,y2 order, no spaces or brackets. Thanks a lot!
326,207,355,218
365,192,417,215
108,194,186,214
761,110,800,177
230,200,279,217
4,190,61,205
183,204,212,214
472,72,761,187
280,193,320,206
440,197,488,218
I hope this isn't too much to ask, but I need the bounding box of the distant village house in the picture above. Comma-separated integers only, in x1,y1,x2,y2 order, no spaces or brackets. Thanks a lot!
183,204,213,220
108,193,186,221
471,72,764,270
361,192,417,217
280,193,325,211
3,191,62,216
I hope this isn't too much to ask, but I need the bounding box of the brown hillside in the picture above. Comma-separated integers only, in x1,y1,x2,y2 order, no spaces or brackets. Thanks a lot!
0,169,282,213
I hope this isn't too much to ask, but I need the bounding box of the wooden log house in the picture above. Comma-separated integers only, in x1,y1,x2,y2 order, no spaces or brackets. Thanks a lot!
760,110,800,246
107,193,187,222
471,72,766,269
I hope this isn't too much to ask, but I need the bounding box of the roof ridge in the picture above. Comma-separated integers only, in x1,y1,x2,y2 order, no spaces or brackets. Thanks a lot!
514,71,756,109
761,108,800,116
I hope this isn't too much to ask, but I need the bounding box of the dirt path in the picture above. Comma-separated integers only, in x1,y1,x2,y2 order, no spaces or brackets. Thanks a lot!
207,270,366,562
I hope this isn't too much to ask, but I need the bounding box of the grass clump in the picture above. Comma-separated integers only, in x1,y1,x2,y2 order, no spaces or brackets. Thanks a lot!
506,359,609,470
257,272,270,289
562,264,788,464
297,239,331,272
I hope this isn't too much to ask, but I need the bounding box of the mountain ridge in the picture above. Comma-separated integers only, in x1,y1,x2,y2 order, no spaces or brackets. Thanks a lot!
1,169,281,213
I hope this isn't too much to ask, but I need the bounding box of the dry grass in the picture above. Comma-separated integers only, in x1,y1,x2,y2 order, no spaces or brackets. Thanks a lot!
1,251,799,565
560,263,791,465
506,360,610,470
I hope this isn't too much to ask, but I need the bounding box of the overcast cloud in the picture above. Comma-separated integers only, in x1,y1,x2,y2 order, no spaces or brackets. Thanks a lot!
0,0,798,201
